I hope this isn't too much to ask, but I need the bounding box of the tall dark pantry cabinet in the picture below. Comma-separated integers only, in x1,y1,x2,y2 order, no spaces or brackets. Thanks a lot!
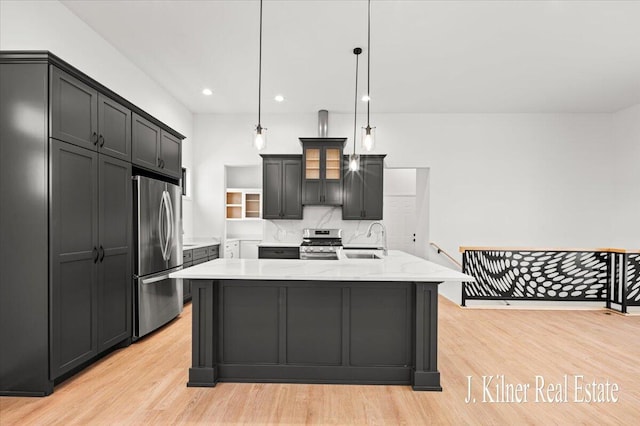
0,52,184,396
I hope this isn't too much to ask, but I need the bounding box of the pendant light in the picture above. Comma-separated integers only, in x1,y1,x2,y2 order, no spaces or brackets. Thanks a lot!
361,0,376,152
349,47,362,172
253,0,266,150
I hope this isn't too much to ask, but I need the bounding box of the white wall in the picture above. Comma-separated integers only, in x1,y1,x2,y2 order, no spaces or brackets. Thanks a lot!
193,112,632,253
192,113,318,238
0,0,195,235
612,103,640,247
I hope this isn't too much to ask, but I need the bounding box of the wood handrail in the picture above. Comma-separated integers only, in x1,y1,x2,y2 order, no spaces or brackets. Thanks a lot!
459,246,640,254
429,242,462,269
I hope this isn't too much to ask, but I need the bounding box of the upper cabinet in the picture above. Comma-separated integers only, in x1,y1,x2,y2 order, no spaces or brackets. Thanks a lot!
131,113,159,169
98,94,131,162
160,130,182,178
50,66,98,151
300,138,346,205
50,66,131,162
261,155,303,219
342,155,385,220
132,113,182,179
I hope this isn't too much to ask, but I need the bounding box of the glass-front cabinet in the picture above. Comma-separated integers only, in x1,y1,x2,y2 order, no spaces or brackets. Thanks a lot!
300,138,346,205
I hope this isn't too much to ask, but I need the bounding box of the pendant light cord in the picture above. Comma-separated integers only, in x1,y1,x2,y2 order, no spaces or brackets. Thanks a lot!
366,0,371,127
258,0,263,127
353,49,360,154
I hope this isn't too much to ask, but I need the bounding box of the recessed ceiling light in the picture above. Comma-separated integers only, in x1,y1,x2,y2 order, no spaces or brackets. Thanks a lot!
202,88,213,96
361,94,370,102
274,94,285,102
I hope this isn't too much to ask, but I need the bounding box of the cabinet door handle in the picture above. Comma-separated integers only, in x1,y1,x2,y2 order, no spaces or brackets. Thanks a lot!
92,132,98,145
99,246,105,262
157,157,162,167
93,246,99,263
98,134,105,147
160,159,165,168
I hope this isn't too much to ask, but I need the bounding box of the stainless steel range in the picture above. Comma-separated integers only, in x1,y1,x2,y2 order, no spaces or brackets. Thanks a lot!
299,228,343,260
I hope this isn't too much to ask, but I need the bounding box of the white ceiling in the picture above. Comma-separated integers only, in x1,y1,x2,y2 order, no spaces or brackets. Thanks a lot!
61,0,640,114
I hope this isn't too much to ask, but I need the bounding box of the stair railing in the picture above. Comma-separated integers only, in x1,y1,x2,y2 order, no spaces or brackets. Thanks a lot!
429,242,462,269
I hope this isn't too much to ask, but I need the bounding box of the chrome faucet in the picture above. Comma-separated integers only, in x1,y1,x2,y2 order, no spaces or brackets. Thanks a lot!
366,222,388,256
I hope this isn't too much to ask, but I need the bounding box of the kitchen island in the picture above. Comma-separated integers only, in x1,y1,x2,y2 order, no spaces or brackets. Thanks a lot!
170,250,473,391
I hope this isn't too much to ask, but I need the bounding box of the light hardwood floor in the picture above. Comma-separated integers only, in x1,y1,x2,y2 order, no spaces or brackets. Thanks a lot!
1,297,639,425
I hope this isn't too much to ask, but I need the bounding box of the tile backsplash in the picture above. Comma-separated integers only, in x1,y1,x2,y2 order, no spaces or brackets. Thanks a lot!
262,206,384,246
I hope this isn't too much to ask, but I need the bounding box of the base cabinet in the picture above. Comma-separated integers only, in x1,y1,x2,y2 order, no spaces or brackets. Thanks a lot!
189,280,441,391
258,247,300,259
182,245,219,303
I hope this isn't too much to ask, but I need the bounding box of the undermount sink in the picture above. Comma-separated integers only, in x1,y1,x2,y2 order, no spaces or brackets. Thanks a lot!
343,252,382,260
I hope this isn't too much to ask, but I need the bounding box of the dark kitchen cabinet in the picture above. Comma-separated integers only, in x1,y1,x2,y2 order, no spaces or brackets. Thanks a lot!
97,94,132,161
300,138,346,205
50,66,98,151
258,246,300,259
50,140,132,378
97,155,132,351
208,245,220,260
343,155,385,220
132,113,182,179
51,66,132,162
261,155,303,219
182,250,193,303
50,140,100,378
1,51,177,396
132,113,160,170
182,244,219,303
160,130,182,178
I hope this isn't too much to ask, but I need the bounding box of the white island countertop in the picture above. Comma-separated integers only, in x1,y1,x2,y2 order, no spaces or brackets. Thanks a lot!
171,250,474,283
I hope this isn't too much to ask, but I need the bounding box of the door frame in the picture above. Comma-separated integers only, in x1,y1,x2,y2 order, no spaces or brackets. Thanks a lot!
383,166,430,260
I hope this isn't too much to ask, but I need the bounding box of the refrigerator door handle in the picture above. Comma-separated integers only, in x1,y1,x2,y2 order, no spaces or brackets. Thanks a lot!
158,192,167,261
140,267,182,285
165,190,174,261
162,191,172,260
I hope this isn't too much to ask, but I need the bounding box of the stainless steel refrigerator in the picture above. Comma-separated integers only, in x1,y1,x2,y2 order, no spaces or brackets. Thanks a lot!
133,175,183,339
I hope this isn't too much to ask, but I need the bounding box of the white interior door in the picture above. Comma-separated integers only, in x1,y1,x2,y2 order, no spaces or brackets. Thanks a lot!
383,196,417,255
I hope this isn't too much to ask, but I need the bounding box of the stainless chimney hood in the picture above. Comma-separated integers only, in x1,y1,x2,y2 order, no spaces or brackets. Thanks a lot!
318,109,328,137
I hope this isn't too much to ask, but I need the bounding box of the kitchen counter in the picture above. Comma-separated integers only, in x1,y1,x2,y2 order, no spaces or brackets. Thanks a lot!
182,239,220,250
171,250,472,282
173,251,472,392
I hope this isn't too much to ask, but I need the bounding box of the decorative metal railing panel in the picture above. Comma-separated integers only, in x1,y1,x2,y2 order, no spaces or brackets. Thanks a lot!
627,254,640,306
462,250,608,303
461,248,639,313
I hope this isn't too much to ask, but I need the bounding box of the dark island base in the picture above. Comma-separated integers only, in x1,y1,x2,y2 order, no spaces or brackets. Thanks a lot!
188,279,442,391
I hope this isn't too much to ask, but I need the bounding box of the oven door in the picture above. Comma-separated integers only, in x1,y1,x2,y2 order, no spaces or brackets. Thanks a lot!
299,251,339,260
134,266,183,339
